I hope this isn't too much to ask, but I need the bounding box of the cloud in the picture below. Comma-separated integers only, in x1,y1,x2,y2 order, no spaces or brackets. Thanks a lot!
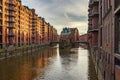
64,12,69,19
21,0,88,35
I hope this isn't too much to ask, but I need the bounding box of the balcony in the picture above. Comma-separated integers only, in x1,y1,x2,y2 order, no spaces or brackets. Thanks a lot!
8,33,15,37
32,36,35,39
32,32,35,34
6,20,15,23
115,0,120,14
93,0,99,4
0,2,2,7
32,18,37,20
88,27,98,32
115,54,120,60
89,1,93,7
88,22,92,25
91,0,99,5
32,25,37,27
6,1,15,6
41,24,45,26
89,0,99,7
88,18,92,21
6,13,15,17
42,27,45,29
91,12,99,17
88,13,93,18
42,32,45,34
31,27,36,30
7,25,15,29
0,17,2,20
6,7,15,12
42,30,45,32
88,8,91,12
32,24,37,27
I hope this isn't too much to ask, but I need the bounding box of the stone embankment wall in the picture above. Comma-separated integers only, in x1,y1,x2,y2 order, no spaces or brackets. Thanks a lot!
0,43,51,60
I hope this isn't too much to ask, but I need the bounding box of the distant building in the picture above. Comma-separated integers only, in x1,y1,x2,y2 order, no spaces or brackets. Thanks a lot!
60,27,79,48
79,34,88,43
60,28,71,48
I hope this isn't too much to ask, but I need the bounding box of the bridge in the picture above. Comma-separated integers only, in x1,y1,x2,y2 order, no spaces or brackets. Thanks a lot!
72,41,88,44
50,41,59,44
50,41,88,44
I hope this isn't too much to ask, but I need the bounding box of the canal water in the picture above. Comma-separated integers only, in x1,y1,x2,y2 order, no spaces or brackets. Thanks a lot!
0,45,97,80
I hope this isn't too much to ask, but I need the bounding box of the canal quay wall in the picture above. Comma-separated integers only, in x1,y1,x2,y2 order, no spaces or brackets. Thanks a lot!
88,46,104,80
0,43,54,60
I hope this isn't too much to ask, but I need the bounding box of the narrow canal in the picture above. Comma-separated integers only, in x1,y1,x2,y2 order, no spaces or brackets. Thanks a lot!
0,45,97,80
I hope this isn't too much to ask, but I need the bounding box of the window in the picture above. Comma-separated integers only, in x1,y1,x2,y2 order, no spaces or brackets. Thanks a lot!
107,24,110,44
100,28,102,46
108,0,111,9
119,21,120,53
100,7,102,25
115,58,120,66
108,54,110,64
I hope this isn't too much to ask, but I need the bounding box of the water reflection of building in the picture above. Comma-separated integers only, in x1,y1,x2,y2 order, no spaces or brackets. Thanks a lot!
0,47,57,80
32,47,57,79
59,48,78,68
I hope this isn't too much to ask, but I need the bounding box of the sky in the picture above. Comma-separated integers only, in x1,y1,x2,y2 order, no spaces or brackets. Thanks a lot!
21,0,88,35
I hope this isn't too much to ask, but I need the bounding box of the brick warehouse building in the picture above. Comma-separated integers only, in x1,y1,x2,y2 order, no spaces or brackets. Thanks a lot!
98,0,114,80
88,0,99,79
79,34,88,43
114,0,120,80
88,0,120,80
0,0,58,48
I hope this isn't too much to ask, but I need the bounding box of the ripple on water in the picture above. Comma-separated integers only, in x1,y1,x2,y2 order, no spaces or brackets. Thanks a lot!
0,46,97,80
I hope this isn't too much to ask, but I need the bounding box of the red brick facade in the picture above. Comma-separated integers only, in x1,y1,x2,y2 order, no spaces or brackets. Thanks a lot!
88,0,115,80
60,28,79,48
79,34,88,42
88,0,120,80
88,0,99,48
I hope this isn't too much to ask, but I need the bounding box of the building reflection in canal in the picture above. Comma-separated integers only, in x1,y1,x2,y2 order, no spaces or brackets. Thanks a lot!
59,48,78,70
0,45,97,80
0,47,57,80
